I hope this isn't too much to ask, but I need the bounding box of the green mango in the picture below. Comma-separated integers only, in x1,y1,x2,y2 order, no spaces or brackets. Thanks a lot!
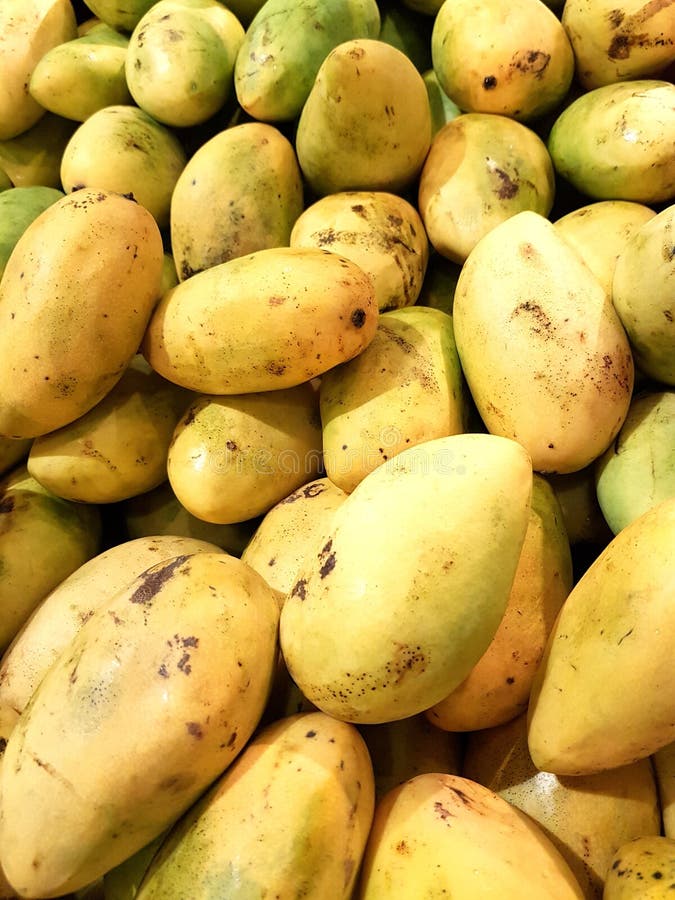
0,113,77,188
80,0,157,32
0,185,64,279
378,2,432,72
423,68,461,138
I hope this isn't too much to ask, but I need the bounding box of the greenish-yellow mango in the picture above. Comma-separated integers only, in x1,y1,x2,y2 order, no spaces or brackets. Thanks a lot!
0,466,101,654
0,552,280,897
464,713,661,899
418,113,555,264
0,189,164,439
527,496,675,775
290,191,429,311
167,383,322,525
0,185,64,279
603,836,675,899
0,535,225,717
0,705,20,899
400,0,443,13
562,0,675,90
595,390,675,535
0,0,78,141
234,0,380,121
60,105,187,230
241,477,348,596
358,773,585,899
280,433,532,724
171,122,304,280
296,38,431,196
453,211,634,474
546,466,615,547
0,113,77,189
431,0,574,122
423,68,461,137
142,247,377,394
654,741,675,838
27,356,191,504
319,306,466,493
29,24,132,123
612,203,675,384
103,834,166,900
554,200,656,296
547,80,675,203
126,0,245,128
81,0,156,32
135,712,375,899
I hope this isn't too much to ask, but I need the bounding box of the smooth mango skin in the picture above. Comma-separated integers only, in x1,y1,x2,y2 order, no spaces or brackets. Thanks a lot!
0,186,64,279
290,191,429,312
0,0,78,141
654,741,675,838
122,481,257,556
27,356,191,504
142,246,377,395
60,106,187,230
0,552,280,898
280,433,532,724
0,705,20,900
81,0,156,32
171,122,304,281
167,383,323,525
241,477,348,597
426,474,573,733
0,113,77,189
295,39,432,197
595,390,675,535
464,713,661,899
0,535,224,717
319,306,467,493
234,0,381,122
135,712,375,899
0,189,164,440
126,0,245,128
603,836,675,899
357,773,585,899
453,210,634,475
562,0,675,90
548,80,675,204
418,113,555,264
527,497,675,776
431,0,574,122
554,200,656,297
0,467,101,655
612,204,675,385
28,25,132,123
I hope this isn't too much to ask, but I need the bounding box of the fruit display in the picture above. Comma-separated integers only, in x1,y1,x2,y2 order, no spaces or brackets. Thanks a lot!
0,0,673,897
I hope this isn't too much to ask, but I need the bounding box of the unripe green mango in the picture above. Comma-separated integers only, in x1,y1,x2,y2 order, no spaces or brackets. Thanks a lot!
60,105,187,230
612,203,675,385
296,38,431,196
171,122,304,280
234,0,380,121
423,68,461,137
0,185,64,279
82,0,157,32
378,2,432,72
595,389,675,534
527,496,675,775
29,24,132,123
548,80,675,203
280,432,532,724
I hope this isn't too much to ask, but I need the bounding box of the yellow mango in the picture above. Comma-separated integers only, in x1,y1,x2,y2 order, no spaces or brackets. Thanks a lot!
603,836,675,899
0,553,279,897
0,189,164,439
143,246,377,394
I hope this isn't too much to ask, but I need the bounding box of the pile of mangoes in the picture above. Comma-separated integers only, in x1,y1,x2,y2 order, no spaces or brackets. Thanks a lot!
0,0,673,897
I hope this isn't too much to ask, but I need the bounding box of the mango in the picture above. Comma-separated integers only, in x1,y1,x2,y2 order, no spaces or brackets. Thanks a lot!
0,552,280,897
0,438,33,479
547,466,615,548
280,433,532,724
81,0,156,32
234,0,381,121
0,185,64,279
603,836,675,899
142,246,377,395
418,113,555,263
295,38,431,196
103,835,166,900
423,68,461,137
0,113,77,189
527,496,675,775
0,189,164,439
379,3,432,72
453,210,634,474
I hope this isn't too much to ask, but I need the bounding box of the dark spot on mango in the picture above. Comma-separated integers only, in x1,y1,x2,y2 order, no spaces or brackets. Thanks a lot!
0,737,7,756
493,168,519,200
351,308,366,328
265,361,286,376
227,731,237,747
177,652,192,675
351,204,367,218
182,407,196,427
319,552,336,578
291,578,307,600
268,295,286,306
129,555,189,606
435,801,452,820
506,676,515,684
226,440,237,451
158,664,169,678
607,8,625,26
483,75,497,89
186,721,203,739
305,730,317,738
608,33,631,58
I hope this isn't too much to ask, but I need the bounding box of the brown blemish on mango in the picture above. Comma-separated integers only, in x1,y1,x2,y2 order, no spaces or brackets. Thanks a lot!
129,555,190,606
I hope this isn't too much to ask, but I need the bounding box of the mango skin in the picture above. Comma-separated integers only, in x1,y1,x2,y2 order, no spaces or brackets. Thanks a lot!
234,0,381,121
0,185,64,279
0,114,77,190
142,247,377,395
527,497,675,775
135,712,375,900
453,210,634,474
603,836,675,899
547,80,675,203
0,552,280,898
280,433,532,724
82,0,156,32
0,189,164,440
